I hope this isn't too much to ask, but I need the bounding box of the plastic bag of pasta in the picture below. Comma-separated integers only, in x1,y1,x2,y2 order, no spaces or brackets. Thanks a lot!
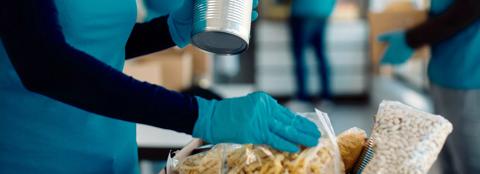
228,127,366,174
223,109,345,174
167,109,345,174
301,109,345,174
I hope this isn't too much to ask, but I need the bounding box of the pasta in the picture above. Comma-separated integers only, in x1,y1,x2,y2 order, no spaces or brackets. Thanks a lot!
336,127,367,172
175,144,223,174
173,127,367,174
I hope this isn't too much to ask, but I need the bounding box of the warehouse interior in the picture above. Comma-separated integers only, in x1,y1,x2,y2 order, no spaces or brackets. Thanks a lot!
3,0,476,173
127,0,452,173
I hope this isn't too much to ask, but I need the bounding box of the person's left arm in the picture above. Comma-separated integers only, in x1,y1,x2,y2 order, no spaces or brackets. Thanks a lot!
406,0,480,48
125,16,176,59
378,0,480,65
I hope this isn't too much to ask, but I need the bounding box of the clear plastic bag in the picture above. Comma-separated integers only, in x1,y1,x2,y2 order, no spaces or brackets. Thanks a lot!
299,109,345,174
356,101,453,174
167,109,345,174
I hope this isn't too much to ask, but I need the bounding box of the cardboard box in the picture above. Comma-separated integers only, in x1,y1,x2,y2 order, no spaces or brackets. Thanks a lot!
369,2,430,73
124,48,193,91
185,46,213,87
184,46,210,78
158,52,193,91
260,0,291,21
123,58,163,85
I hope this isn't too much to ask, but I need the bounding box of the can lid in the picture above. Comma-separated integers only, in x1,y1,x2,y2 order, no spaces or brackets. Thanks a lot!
192,31,248,55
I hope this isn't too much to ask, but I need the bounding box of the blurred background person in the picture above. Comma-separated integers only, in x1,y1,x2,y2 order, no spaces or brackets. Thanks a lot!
378,0,480,173
289,0,337,104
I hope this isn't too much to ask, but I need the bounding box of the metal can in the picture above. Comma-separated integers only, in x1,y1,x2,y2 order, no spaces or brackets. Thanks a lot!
192,0,252,55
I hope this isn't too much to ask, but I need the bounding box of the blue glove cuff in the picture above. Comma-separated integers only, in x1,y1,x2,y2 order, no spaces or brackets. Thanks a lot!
192,96,216,142
167,16,192,48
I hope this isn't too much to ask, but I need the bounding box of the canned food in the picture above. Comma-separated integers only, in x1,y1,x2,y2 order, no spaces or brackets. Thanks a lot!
192,0,252,55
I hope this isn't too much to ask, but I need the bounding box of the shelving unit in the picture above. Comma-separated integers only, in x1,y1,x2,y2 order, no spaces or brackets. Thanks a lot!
255,19,370,98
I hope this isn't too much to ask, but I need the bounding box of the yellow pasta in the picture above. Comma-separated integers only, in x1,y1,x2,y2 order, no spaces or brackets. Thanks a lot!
174,127,367,174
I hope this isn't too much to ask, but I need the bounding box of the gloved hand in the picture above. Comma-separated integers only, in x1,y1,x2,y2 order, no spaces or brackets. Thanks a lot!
193,92,320,152
168,0,259,47
378,31,414,65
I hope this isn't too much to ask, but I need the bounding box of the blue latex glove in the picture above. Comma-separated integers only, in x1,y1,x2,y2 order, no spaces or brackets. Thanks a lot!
168,0,259,48
193,92,321,152
378,31,414,65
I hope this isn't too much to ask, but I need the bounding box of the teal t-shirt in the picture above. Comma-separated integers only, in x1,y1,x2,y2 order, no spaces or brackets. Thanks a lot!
428,0,480,89
291,0,336,17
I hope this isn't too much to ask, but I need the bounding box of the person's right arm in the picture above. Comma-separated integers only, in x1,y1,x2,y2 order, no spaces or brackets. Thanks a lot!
0,0,199,134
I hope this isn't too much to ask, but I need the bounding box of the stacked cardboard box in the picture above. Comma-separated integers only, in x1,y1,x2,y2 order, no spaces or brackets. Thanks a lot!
124,46,211,91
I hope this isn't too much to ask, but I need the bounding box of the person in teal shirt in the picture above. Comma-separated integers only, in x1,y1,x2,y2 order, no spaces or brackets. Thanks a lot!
379,0,479,173
0,0,320,173
289,0,336,102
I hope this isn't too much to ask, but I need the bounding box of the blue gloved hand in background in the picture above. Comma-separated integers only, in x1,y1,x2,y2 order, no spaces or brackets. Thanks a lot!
168,0,259,48
378,31,414,65
193,92,320,152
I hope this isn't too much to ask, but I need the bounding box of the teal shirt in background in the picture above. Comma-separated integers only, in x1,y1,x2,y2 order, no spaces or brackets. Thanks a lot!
291,0,336,17
0,0,143,173
428,0,480,89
